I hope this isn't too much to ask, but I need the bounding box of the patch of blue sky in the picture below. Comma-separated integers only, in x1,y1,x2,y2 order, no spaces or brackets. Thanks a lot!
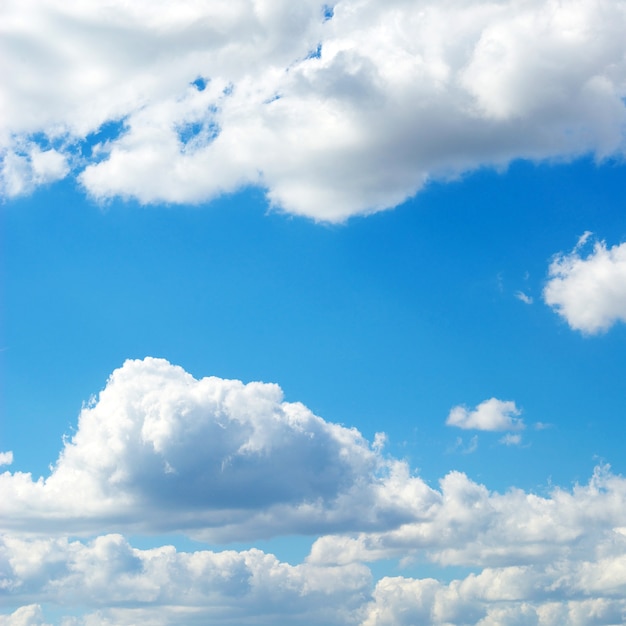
80,119,128,159
306,43,322,60
264,93,282,104
322,4,334,21
192,76,208,91
177,120,220,149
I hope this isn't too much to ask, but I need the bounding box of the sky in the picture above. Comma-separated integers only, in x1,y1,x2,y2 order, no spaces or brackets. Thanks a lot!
2,0,626,624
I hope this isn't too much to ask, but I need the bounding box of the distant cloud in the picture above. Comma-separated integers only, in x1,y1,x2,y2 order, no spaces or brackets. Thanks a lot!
544,235,626,334
515,291,533,304
499,433,522,446
446,398,524,432
2,0,626,220
0,451,13,466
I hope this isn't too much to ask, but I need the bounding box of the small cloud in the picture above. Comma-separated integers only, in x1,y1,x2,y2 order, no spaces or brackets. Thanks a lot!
499,433,522,446
446,398,525,432
544,235,626,334
0,451,14,466
575,230,593,250
372,432,387,453
534,422,552,430
515,291,533,304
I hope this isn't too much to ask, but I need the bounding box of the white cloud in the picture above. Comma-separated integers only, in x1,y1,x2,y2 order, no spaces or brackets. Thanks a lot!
4,464,626,624
308,465,626,569
360,564,626,626
499,433,522,446
0,605,50,626
0,358,435,540
0,451,13,466
2,0,626,220
544,236,626,334
0,535,371,626
446,398,524,432
2,361,626,624
515,291,533,305
0,145,68,197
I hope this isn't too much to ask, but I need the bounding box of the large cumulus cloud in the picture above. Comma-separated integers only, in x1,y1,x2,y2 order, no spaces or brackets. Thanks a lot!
2,0,626,220
0,357,434,540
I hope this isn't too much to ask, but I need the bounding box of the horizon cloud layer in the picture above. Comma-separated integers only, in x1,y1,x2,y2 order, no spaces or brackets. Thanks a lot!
1,359,626,625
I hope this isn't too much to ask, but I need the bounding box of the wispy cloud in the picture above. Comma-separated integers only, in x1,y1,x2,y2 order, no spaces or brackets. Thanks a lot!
515,291,533,305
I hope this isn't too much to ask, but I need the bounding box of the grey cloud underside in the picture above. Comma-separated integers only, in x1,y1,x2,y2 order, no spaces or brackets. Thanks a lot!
2,0,626,220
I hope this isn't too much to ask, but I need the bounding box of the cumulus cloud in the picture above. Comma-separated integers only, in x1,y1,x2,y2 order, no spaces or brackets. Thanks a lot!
2,0,626,220
308,464,626,569
544,235,626,334
0,358,434,540
361,562,626,626
3,466,626,624
446,398,524,432
0,535,371,626
2,362,626,624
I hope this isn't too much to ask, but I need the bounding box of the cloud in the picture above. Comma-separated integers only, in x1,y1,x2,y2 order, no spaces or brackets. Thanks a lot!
2,0,626,220
0,358,435,541
4,466,626,624
0,452,13,466
544,236,626,334
2,362,626,624
446,398,524,432
499,433,522,446
0,535,371,626
515,291,533,305
308,464,626,569
360,563,626,626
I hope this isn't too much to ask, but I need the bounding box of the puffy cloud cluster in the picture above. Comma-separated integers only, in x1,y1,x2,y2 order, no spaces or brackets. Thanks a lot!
308,465,626,568
0,535,371,626
544,235,626,334
363,562,626,626
2,0,626,220
2,359,626,624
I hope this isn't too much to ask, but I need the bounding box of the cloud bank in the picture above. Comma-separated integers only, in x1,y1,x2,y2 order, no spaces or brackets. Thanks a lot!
2,0,626,220
544,236,626,334
2,359,626,624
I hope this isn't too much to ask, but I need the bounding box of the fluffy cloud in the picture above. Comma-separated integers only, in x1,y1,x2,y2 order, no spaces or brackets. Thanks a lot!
2,361,626,624
0,535,371,626
2,0,626,220
361,563,626,626
446,398,524,432
544,235,626,334
0,357,434,540
308,465,626,569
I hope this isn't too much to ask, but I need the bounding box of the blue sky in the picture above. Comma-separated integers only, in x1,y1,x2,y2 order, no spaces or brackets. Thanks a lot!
2,1,626,625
